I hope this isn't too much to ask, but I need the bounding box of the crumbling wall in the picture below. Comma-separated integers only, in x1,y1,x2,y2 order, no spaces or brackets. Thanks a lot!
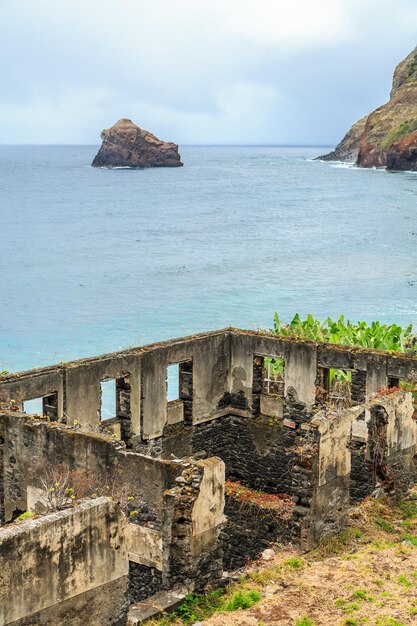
0,411,226,616
308,406,364,545
164,457,225,592
0,498,129,626
221,488,293,570
307,391,417,546
0,411,182,524
1,328,417,585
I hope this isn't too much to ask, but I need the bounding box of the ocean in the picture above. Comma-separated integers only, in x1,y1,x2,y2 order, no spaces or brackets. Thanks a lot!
1,144,417,373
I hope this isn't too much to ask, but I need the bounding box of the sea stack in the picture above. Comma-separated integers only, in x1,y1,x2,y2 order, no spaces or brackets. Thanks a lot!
318,46,417,170
91,119,183,168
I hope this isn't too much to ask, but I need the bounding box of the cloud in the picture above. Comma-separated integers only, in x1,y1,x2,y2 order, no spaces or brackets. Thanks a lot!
0,87,113,144
0,0,416,143
219,0,354,46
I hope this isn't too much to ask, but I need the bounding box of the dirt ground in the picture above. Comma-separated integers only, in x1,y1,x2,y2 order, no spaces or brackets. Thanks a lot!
148,494,417,626
204,544,417,626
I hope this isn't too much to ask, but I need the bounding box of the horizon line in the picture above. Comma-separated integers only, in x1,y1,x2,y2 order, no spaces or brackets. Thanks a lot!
0,143,334,148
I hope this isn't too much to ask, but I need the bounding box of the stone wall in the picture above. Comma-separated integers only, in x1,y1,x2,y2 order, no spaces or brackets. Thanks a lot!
0,411,226,618
221,493,292,570
308,391,417,545
0,498,128,626
0,412,184,524
0,329,231,444
3,328,417,450
128,563,163,604
1,328,417,616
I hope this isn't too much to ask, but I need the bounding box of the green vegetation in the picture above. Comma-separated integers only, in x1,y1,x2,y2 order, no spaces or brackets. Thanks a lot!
175,591,224,624
398,499,417,519
15,511,34,521
265,313,417,397
264,356,284,377
334,599,360,612
351,589,375,602
380,118,417,150
396,575,412,588
147,588,262,625
283,557,304,569
223,590,261,611
375,517,396,534
268,313,416,354
147,488,417,626
376,618,406,626
407,54,417,79
295,617,316,626
400,533,417,546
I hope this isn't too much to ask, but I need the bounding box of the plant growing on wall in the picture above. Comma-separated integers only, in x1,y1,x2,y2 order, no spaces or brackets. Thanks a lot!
267,313,417,403
268,313,416,354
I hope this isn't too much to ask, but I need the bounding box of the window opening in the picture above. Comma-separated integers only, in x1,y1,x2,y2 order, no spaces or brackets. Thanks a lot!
23,397,43,415
263,357,285,396
167,364,180,401
100,379,116,420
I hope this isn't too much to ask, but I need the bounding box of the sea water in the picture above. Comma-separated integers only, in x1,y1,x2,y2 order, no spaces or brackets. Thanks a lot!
0,145,417,373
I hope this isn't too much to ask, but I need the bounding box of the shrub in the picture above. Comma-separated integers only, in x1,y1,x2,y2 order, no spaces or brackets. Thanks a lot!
268,313,416,354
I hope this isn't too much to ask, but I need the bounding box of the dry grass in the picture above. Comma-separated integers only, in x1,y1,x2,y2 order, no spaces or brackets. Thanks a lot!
147,489,417,626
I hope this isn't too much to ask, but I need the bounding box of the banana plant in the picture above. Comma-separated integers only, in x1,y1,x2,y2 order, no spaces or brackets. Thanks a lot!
269,313,416,355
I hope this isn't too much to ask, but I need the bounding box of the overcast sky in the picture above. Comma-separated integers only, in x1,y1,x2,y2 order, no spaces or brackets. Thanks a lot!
0,0,416,145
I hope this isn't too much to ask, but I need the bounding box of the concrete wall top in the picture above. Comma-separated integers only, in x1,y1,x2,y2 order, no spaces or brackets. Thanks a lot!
0,498,128,625
2,328,417,439
2,327,417,388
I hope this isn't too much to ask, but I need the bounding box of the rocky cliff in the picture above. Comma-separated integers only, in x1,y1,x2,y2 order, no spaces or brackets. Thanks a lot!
318,46,417,170
91,119,183,168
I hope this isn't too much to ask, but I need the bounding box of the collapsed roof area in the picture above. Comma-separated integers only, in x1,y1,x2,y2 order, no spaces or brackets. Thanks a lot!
1,328,416,625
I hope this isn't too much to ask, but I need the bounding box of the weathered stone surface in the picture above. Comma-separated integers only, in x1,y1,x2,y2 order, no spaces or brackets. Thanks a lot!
91,119,183,169
0,498,129,626
221,495,291,570
1,327,417,624
127,590,185,624
318,46,417,170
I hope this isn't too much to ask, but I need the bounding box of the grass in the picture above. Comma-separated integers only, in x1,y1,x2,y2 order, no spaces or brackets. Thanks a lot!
396,575,412,589
283,557,304,569
400,533,417,546
311,527,363,558
334,599,360,613
15,511,34,521
375,619,406,626
380,118,417,149
294,617,315,626
146,587,262,625
351,589,375,602
398,499,417,519
374,517,395,534
223,590,261,611
147,489,417,626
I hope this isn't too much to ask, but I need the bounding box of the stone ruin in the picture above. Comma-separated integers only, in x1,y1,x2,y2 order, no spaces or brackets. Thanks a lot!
0,328,416,625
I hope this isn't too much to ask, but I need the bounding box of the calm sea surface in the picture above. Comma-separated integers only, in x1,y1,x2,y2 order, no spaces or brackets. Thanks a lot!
1,145,417,373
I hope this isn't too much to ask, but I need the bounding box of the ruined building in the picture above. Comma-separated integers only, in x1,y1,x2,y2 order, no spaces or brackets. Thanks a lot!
0,328,416,625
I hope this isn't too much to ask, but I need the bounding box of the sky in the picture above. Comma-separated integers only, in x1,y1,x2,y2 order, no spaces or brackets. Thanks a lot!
0,0,416,145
